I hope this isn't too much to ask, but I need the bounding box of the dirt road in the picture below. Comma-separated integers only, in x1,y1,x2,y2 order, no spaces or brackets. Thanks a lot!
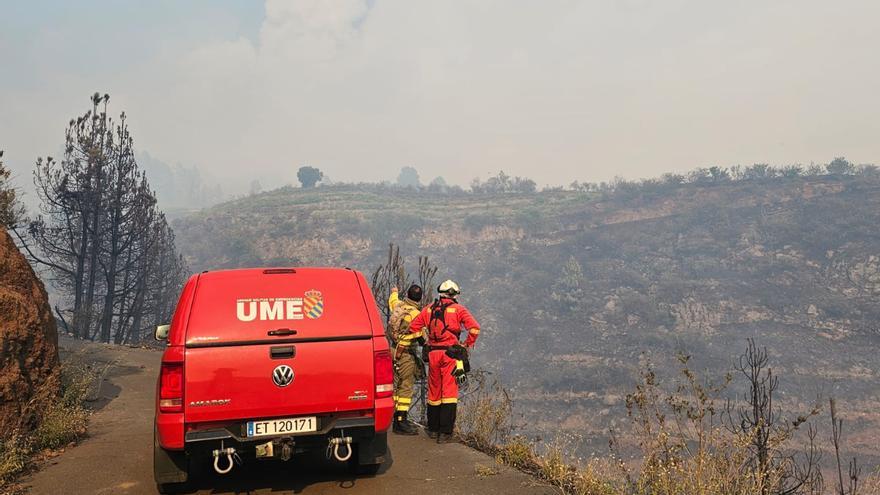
24,339,553,495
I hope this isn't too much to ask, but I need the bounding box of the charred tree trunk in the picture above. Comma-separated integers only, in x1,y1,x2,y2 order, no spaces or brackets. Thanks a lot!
28,93,188,347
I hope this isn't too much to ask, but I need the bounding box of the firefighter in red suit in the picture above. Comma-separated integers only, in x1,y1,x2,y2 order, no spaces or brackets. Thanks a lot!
409,279,480,443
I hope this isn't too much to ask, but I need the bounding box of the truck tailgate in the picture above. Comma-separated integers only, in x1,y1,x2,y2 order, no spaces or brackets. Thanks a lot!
183,339,374,423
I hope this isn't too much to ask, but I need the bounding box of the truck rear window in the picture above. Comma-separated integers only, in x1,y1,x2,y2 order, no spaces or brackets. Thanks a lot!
185,268,373,346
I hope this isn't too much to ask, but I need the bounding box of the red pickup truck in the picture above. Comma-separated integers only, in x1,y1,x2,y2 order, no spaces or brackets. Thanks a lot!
153,267,393,493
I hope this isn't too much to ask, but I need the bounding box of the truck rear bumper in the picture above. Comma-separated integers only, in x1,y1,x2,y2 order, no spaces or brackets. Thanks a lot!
184,416,373,444
154,418,387,486
182,416,387,466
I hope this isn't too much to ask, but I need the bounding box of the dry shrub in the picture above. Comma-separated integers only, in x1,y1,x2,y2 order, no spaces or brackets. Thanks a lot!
33,403,88,451
493,434,619,495
570,460,619,495
0,432,31,483
32,361,92,450
458,371,618,494
615,350,826,495
58,360,98,407
539,440,570,483
524,436,618,495
496,436,537,470
456,370,514,451
861,469,880,495
0,360,95,487
455,341,880,495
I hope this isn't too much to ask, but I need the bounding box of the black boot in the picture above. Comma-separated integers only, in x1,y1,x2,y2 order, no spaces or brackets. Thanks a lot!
426,404,440,438
436,404,457,443
439,403,457,434
393,412,418,435
400,410,420,429
437,433,456,444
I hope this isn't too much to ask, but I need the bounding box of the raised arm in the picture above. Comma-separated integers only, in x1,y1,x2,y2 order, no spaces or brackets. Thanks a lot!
387,288,400,313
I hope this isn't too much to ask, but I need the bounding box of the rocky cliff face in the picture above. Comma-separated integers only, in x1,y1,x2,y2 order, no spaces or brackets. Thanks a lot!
0,228,58,433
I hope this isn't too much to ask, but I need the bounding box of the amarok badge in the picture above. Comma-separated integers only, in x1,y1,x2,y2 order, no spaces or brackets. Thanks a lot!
303,290,324,319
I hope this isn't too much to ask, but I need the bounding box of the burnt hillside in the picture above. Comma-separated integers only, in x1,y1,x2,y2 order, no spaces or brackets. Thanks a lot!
172,176,880,459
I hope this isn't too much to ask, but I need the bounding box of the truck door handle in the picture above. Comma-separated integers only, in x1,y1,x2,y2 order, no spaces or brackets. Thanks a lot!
268,328,297,336
270,346,296,359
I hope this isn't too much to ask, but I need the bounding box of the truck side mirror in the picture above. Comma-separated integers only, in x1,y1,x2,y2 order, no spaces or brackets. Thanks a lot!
155,324,171,341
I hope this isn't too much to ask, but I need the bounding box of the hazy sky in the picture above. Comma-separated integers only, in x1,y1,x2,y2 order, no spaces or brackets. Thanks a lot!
2,0,879,191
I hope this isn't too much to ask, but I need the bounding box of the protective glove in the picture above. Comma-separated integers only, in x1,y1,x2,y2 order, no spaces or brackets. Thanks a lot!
451,359,466,377
455,359,466,373
452,360,468,385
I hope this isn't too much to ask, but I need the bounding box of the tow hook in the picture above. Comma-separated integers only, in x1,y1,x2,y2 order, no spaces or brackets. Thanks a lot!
212,444,241,475
279,439,294,461
327,434,353,462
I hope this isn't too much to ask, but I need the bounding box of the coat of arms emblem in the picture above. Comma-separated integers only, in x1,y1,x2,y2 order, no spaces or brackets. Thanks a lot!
303,290,324,319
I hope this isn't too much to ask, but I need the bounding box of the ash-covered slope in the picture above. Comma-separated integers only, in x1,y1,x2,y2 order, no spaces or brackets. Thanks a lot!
173,176,880,458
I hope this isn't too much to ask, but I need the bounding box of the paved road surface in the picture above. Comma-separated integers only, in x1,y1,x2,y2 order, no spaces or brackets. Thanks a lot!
24,339,554,495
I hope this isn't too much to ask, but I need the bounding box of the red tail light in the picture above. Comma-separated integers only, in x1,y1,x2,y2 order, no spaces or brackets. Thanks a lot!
159,363,184,413
374,350,393,398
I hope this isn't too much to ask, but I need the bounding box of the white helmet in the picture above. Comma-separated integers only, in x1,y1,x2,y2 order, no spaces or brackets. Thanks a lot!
437,279,460,296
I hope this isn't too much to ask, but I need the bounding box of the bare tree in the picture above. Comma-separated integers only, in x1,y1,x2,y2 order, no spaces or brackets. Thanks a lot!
128,217,186,343
370,244,439,324
830,398,861,495
370,244,410,328
370,244,438,424
98,114,144,341
21,93,187,343
23,94,114,338
145,226,187,341
724,339,822,494
416,255,438,303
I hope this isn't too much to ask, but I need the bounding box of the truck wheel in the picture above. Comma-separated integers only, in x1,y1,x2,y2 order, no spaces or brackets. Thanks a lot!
355,463,382,475
348,452,382,475
349,434,386,475
156,482,192,494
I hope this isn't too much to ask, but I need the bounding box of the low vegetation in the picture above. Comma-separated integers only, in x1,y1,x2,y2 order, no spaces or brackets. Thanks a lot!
0,150,25,228
0,360,96,488
306,156,876,198
457,340,880,495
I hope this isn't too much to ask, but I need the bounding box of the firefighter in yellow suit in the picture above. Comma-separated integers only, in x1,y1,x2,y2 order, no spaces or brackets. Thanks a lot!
388,285,425,435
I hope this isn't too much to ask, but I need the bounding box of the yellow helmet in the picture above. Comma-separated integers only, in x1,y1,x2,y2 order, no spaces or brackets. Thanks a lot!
437,279,460,296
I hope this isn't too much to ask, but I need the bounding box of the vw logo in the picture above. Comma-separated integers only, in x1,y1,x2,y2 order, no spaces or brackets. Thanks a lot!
272,365,294,387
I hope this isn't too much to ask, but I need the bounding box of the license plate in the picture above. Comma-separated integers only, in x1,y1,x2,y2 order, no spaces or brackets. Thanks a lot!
246,416,317,438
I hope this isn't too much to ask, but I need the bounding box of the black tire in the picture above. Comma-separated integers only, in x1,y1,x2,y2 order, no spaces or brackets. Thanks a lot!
346,442,383,475
355,463,382,476
156,481,192,494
